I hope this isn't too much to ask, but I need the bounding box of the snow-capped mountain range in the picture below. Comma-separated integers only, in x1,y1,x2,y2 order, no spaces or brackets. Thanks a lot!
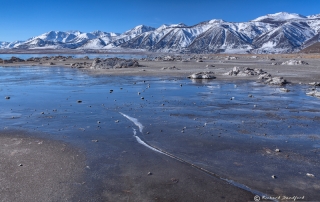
1,12,320,53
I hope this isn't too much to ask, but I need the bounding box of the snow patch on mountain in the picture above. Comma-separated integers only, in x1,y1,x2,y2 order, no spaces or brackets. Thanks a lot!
307,14,320,19
252,12,307,22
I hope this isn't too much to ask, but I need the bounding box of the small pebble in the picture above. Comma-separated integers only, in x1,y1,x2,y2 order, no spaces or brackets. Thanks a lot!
115,120,119,123
92,140,98,142
147,172,152,175
272,175,277,179
275,149,280,152
306,173,315,178
77,100,82,103
5,96,10,99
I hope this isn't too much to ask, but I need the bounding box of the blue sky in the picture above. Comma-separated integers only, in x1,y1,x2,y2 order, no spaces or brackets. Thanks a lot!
0,0,319,42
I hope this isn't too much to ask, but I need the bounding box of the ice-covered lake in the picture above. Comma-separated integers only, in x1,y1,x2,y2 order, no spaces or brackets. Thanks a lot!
1,65,319,200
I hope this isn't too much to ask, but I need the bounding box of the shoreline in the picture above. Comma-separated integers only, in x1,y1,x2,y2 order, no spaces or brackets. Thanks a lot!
1,53,320,84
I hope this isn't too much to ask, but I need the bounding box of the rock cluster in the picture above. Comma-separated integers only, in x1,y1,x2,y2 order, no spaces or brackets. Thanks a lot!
25,55,72,62
90,58,139,69
26,57,42,62
149,55,214,62
281,59,308,65
188,71,216,79
161,66,180,70
2,56,25,63
225,67,267,76
71,62,91,68
258,74,287,85
225,66,287,85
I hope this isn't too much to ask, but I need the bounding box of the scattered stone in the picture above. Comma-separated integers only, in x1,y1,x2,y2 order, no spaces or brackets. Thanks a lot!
147,172,152,175
77,100,82,103
280,88,290,92
306,90,320,98
97,121,101,124
188,71,216,79
5,96,10,99
275,149,281,152
115,120,119,123
281,60,308,65
196,60,203,62
19,164,23,166
205,64,215,67
225,56,237,60
163,55,175,61
309,82,320,86
306,173,315,178
91,140,98,142
161,66,180,70
271,175,277,179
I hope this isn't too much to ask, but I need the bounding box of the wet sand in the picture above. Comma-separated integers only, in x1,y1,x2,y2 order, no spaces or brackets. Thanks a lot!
1,53,320,201
0,129,254,202
0,130,87,201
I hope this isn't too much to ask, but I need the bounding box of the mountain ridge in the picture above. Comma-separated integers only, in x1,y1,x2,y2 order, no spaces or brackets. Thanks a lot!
1,12,320,53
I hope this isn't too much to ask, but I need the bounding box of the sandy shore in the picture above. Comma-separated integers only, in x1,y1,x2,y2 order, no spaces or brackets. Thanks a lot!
1,53,320,84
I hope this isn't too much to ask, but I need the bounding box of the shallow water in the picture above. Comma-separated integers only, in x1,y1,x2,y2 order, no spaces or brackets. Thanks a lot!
1,66,319,200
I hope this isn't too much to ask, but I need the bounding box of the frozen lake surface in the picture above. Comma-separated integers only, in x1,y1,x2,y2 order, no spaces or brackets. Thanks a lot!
1,66,319,200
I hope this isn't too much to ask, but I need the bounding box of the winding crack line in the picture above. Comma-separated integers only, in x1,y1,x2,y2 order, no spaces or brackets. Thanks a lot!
119,112,277,202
